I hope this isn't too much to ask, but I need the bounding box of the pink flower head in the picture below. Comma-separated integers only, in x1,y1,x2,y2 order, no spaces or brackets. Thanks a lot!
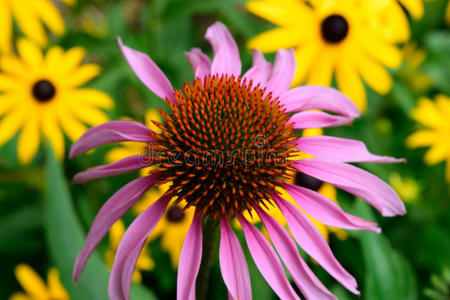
70,22,406,300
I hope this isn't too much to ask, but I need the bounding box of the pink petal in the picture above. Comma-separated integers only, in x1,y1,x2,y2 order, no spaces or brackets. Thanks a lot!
279,85,360,116
205,22,241,76
73,155,153,184
219,217,252,300
264,49,296,98
69,120,155,158
291,110,354,129
296,136,406,163
285,183,381,233
184,48,212,79
242,49,272,87
293,159,406,216
108,194,170,300
256,207,337,300
73,175,159,283
177,212,203,300
238,215,300,300
274,195,360,295
117,37,175,103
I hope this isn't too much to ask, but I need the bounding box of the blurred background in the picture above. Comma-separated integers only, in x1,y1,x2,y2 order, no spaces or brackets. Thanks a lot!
0,0,449,299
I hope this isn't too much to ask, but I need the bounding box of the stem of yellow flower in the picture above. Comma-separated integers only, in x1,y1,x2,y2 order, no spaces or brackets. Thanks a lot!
196,217,219,300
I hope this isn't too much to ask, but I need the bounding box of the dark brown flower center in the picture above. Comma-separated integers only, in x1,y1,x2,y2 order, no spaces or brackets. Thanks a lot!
321,14,349,44
295,172,323,191
148,75,296,218
32,80,56,102
166,206,185,222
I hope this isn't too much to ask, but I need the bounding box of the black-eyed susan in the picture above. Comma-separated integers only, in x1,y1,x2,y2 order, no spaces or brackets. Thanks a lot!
0,38,113,165
0,0,75,53
10,264,69,300
246,0,405,112
105,220,154,283
407,94,450,182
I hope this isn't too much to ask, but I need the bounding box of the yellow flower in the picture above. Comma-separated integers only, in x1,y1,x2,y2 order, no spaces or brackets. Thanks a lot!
389,172,420,203
0,0,75,54
246,0,405,112
105,219,154,283
10,264,69,300
399,42,433,93
407,95,450,182
0,38,113,165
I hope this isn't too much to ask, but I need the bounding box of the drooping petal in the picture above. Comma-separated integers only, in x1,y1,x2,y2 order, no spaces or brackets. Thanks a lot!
73,155,153,184
177,212,203,300
117,37,175,102
238,215,300,300
219,217,252,300
264,49,296,98
285,184,380,232
291,110,354,129
296,136,405,163
293,159,406,216
256,207,337,300
184,48,211,79
108,194,170,300
73,175,159,283
278,85,360,117
274,195,359,295
205,22,241,76
69,120,155,158
242,50,272,87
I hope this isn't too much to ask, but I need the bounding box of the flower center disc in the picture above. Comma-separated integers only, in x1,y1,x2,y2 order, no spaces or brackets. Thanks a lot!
321,14,349,44
32,80,56,102
149,75,296,218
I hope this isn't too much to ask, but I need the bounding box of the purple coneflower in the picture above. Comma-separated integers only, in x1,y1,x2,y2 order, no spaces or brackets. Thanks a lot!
70,22,406,300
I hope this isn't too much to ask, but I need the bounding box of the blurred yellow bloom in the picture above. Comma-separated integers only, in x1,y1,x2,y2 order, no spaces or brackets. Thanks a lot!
389,172,420,203
0,0,75,53
399,42,433,93
0,38,113,165
407,95,450,182
105,220,154,283
10,264,69,300
246,0,406,112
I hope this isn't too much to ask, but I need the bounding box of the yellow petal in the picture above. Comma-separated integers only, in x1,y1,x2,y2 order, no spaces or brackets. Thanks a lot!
406,130,438,148
17,38,44,71
247,27,308,53
45,46,65,72
57,107,88,142
291,44,318,86
10,1,47,46
14,264,49,299
42,112,65,160
137,253,154,271
0,56,28,78
399,0,424,19
0,95,17,116
17,114,40,165
335,55,367,112
306,47,335,86
68,104,109,126
47,268,69,300
68,88,114,109
109,220,125,250
0,0,13,53
0,74,21,91
31,0,65,36
446,0,450,26
9,292,32,300
0,108,25,147
424,142,449,165
61,47,86,75
66,64,101,87
105,145,136,163
145,109,162,133
410,98,445,128
245,0,313,27
302,128,323,137
318,183,337,202
356,52,393,95
360,34,402,69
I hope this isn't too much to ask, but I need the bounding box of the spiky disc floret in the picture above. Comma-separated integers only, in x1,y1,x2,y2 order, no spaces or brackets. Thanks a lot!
148,75,297,218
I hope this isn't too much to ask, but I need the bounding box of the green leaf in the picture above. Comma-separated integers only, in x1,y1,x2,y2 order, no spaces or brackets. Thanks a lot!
44,146,155,300
354,200,417,300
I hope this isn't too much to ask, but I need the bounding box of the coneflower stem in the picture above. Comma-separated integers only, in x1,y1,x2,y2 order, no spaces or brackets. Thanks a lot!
196,218,219,300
